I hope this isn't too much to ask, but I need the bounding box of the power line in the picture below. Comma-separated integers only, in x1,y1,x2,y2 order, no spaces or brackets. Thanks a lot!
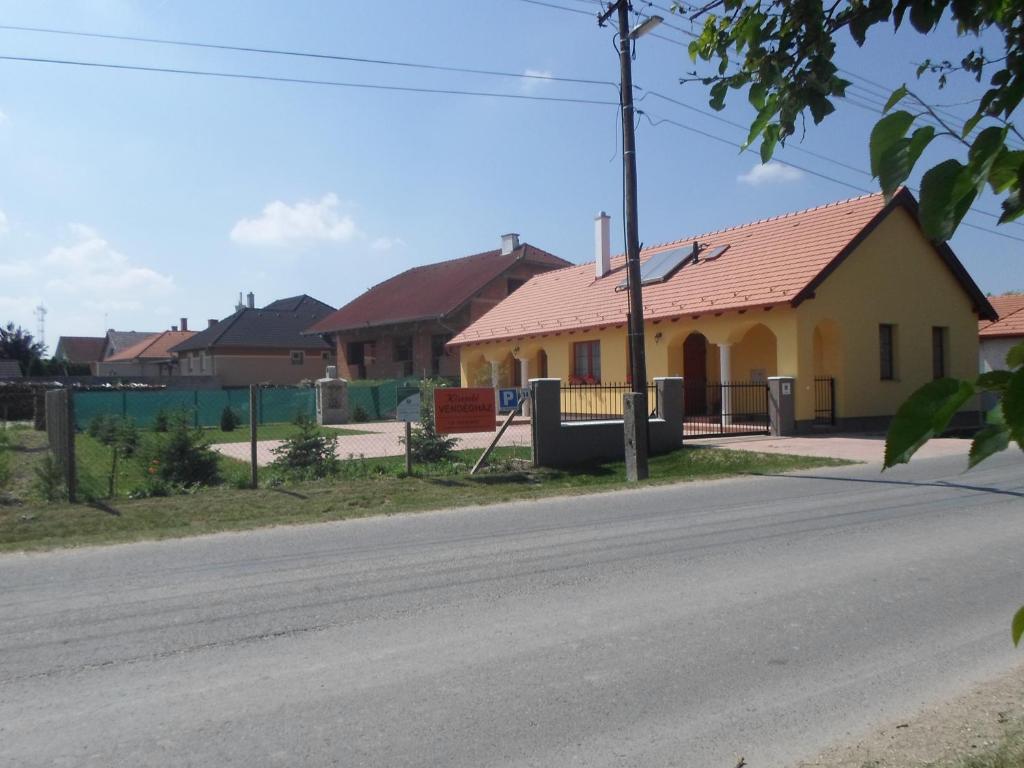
0,23,615,88
0,53,619,106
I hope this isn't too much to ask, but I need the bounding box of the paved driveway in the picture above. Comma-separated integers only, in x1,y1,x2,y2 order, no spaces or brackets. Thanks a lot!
695,432,980,463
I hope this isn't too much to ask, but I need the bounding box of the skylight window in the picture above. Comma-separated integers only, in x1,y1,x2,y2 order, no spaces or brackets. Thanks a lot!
614,241,729,290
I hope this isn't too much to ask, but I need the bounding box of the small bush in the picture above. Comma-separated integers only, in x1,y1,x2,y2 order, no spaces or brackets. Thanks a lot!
33,454,66,501
0,442,10,491
220,405,241,432
403,378,459,463
153,409,170,433
269,415,339,480
351,404,369,423
150,416,221,487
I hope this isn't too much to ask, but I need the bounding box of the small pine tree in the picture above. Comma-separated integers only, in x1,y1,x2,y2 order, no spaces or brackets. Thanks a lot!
152,415,220,486
404,378,460,463
220,405,241,432
269,415,339,479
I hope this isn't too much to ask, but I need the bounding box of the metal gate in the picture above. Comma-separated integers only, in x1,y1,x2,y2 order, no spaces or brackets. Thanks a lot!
683,381,770,439
814,376,836,427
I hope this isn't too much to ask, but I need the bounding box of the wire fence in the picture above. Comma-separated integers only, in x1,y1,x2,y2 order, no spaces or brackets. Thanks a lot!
3,381,530,505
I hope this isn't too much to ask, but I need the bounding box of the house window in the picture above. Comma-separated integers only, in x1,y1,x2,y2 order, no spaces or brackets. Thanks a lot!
507,278,526,295
199,352,207,373
322,351,331,361
879,324,896,380
393,336,413,362
187,354,194,374
932,326,948,379
572,340,601,384
290,350,305,366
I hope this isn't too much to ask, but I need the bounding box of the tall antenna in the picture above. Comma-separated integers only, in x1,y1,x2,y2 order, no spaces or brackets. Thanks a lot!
35,304,47,348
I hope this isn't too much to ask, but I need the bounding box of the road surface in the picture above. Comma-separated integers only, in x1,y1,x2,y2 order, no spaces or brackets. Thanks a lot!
1,452,1022,767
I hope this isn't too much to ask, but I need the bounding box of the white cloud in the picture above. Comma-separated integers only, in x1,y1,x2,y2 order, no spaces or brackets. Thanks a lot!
520,69,554,94
737,161,805,186
230,193,359,247
0,110,7,125
0,209,8,234
0,260,33,279
370,236,406,251
43,224,174,297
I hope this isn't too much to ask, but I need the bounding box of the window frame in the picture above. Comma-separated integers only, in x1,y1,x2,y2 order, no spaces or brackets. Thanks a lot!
879,324,896,381
290,350,305,366
932,326,948,380
571,340,601,384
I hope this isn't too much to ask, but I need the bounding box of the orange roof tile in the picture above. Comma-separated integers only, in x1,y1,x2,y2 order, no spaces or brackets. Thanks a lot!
980,294,1024,338
104,330,196,362
451,190,993,347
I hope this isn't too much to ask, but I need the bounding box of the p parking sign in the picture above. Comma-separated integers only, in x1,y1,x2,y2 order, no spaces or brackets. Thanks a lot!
497,388,527,413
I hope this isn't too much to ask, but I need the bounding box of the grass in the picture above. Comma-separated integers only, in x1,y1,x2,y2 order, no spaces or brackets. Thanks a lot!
201,423,370,444
942,725,1024,768
0,431,851,551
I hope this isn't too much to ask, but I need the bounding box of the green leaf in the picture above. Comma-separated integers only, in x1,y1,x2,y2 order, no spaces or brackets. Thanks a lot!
877,125,936,197
870,110,916,178
967,126,1009,187
748,81,767,110
1002,367,1024,450
968,423,1010,468
999,190,1024,224
1013,606,1024,647
987,149,1024,193
710,80,729,111
743,97,777,150
918,159,976,241
962,110,984,138
884,378,976,468
977,370,1013,392
1007,341,1024,370
760,124,780,164
884,84,909,113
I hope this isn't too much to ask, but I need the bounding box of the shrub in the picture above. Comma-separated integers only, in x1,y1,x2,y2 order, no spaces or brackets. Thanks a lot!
150,417,220,486
269,415,339,479
219,405,241,432
404,378,459,464
0,440,10,491
351,404,369,423
33,455,66,501
153,409,170,433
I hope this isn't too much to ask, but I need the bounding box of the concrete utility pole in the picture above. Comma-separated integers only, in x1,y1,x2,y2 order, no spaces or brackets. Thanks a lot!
600,0,654,481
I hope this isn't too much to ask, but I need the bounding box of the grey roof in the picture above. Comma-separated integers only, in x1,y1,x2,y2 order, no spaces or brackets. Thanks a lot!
0,360,23,379
170,295,335,353
105,331,158,358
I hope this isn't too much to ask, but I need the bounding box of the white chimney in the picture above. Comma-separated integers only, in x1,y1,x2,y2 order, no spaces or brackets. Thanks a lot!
246,292,255,309
595,211,611,278
501,233,520,255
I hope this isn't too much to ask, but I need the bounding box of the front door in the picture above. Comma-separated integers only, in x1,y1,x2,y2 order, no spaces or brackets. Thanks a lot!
683,334,708,416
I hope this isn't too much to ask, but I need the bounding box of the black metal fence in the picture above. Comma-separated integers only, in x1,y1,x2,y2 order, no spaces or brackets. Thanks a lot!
683,380,770,438
814,376,836,426
560,382,658,422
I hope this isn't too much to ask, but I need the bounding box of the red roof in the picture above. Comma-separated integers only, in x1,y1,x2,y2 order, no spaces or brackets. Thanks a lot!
451,190,994,347
306,244,571,334
104,330,196,362
980,294,1024,338
55,336,106,364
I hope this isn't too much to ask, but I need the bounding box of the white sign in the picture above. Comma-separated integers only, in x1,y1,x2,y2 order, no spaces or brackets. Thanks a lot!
396,393,421,422
781,382,792,396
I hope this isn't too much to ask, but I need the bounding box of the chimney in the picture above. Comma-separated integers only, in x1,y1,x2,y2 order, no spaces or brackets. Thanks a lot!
180,317,188,332
208,318,218,328
500,233,520,255
595,211,611,278
247,292,255,309
171,325,178,332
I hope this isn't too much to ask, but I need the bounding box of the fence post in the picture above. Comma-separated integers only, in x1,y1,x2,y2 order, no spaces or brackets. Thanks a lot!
193,390,200,428
249,385,258,489
259,387,265,426
65,390,77,503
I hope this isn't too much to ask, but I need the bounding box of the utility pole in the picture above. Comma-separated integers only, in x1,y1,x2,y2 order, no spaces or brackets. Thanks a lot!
599,0,655,481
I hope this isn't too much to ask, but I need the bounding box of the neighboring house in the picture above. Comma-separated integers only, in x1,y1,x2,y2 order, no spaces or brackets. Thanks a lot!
54,336,106,372
101,329,160,363
0,360,23,380
305,234,572,380
95,329,196,377
978,294,1024,372
449,190,996,433
170,295,336,386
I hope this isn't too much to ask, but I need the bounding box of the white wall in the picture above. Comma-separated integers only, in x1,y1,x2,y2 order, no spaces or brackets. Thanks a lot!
980,337,1021,372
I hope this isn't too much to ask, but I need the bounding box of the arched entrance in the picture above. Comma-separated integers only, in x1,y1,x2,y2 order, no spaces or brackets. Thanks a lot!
682,332,708,415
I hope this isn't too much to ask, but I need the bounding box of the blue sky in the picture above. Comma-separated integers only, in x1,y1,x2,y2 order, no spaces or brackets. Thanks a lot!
0,0,1021,349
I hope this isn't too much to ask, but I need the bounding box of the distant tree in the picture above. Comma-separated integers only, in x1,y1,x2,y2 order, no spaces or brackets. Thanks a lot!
0,323,46,375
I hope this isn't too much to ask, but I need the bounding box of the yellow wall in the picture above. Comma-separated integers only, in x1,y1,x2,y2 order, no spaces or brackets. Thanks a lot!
457,205,981,424
795,205,980,421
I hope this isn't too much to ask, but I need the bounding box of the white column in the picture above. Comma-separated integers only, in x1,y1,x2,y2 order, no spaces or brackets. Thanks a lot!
519,359,531,416
719,343,732,426
490,360,500,388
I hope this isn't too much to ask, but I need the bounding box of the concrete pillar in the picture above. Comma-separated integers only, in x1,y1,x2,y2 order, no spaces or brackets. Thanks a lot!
530,378,562,468
490,360,500,388
654,376,683,446
519,359,531,417
315,377,349,425
767,376,796,436
719,342,733,426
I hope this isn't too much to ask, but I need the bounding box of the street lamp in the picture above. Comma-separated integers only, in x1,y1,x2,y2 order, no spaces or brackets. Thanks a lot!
598,1,656,481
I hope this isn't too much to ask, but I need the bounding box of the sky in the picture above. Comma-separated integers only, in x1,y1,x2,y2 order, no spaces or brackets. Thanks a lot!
0,0,1022,350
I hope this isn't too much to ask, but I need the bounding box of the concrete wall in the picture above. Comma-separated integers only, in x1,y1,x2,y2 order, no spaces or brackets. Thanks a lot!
980,336,1021,373
531,377,683,468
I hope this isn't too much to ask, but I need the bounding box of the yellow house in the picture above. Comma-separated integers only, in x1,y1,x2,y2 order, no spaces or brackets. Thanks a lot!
449,190,997,432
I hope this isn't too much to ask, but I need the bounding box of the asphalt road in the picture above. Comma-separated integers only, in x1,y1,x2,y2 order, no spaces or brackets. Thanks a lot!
1,452,1022,768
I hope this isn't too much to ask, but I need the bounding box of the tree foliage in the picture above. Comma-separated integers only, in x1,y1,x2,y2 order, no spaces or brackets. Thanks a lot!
679,0,1024,240
0,323,46,375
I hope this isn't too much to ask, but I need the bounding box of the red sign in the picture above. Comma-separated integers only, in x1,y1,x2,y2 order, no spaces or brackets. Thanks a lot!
434,388,496,434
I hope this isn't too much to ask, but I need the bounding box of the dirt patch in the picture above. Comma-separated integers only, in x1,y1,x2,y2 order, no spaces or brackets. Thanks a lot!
794,662,1024,767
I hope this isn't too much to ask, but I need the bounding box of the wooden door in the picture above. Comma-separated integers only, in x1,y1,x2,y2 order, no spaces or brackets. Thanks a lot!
683,334,707,416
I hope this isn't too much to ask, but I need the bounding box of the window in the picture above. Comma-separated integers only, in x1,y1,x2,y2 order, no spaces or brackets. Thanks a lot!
290,350,305,366
572,340,601,384
932,326,948,379
393,336,413,362
322,351,331,361
879,324,895,380
199,351,207,373
507,278,526,295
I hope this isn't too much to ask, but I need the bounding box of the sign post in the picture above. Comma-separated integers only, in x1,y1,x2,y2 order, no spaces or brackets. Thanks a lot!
396,385,420,474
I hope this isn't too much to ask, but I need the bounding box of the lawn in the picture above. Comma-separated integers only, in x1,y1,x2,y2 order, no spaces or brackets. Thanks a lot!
201,423,370,444
0,427,852,551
